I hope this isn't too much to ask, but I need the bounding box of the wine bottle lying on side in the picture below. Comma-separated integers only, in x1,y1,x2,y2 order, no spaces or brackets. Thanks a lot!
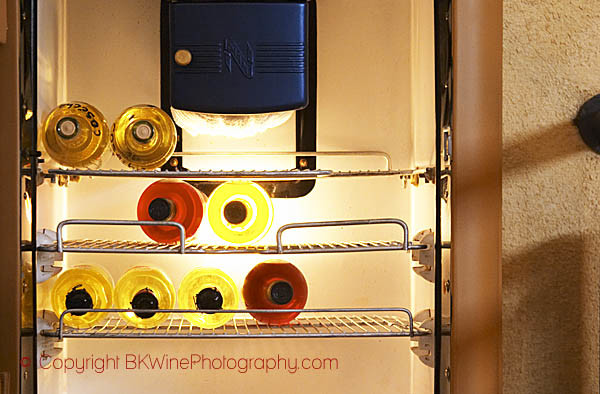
207,181,273,245
114,266,176,329
51,265,114,329
242,259,308,325
110,104,177,170
41,102,110,168
137,179,207,244
178,268,239,329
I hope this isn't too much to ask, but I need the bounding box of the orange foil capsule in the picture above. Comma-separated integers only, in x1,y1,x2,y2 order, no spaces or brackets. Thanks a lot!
137,180,207,243
242,260,308,325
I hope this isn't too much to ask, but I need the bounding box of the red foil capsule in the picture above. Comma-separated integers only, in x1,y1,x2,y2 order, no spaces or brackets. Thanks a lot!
137,180,206,243
242,260,308,325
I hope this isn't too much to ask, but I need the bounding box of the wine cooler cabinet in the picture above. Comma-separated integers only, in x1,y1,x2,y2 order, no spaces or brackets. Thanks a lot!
13,1,454,394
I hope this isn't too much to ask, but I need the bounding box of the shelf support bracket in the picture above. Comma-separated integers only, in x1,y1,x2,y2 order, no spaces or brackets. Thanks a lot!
411,309,434,368
35,230,62,283
37,311,64,363
412,229,435,282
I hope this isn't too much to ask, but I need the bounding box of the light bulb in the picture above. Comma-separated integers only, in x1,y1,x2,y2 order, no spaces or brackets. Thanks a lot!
171,107,293,138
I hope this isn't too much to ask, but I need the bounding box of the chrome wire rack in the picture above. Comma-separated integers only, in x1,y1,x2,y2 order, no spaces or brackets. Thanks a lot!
45,168,430,180
42,150,433,181
41,308,430,340
39,239,416,254
37,218,427,255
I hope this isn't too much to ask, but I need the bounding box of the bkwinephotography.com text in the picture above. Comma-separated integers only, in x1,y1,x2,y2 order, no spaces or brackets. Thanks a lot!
22,353,340,375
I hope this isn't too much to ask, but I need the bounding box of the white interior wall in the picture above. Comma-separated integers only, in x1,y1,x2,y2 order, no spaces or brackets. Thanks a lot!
36,1,436,393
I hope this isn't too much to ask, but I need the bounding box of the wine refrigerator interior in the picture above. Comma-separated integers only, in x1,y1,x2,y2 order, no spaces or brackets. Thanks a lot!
15,0,453,393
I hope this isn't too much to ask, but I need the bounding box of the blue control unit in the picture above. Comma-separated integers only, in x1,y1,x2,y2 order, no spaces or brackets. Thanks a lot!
169,1,308,114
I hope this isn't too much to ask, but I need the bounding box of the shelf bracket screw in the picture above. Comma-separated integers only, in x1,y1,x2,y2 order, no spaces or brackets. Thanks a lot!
444,367,451,380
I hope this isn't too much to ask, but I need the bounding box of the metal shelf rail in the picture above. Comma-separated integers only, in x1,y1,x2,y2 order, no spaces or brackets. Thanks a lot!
41,307,430,340
37,218,428,255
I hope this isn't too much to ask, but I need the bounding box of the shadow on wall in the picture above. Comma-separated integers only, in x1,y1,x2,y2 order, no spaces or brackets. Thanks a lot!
503,121,588,176
503,236,585,394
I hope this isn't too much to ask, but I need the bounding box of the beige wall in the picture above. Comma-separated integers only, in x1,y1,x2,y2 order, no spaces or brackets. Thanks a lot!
503,1,600,393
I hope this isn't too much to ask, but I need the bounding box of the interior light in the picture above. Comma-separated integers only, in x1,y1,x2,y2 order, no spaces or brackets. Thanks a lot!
171,108,294,138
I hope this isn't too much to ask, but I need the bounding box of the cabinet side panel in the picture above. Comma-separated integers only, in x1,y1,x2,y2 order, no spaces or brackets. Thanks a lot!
0,0,22,393
0,0,6,44
451,0,502,393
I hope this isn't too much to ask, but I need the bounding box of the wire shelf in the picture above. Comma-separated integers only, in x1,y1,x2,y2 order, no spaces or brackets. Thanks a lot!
40,308,430,340
45,168,429,180
42,150,433,181
36,219,428,255
38,239,421,254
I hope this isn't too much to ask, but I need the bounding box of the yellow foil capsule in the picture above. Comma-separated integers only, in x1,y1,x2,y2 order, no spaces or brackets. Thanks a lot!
114,266,176,329
207,181,274,244
41,102,109,168
111,105,177,170
178,268,239,329
50,265,114,329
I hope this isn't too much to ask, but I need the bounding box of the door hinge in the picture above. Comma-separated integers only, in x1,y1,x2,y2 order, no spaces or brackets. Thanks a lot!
443,127,452,162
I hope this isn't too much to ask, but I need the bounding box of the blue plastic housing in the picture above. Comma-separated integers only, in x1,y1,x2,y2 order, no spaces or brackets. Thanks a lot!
169,1,308,114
